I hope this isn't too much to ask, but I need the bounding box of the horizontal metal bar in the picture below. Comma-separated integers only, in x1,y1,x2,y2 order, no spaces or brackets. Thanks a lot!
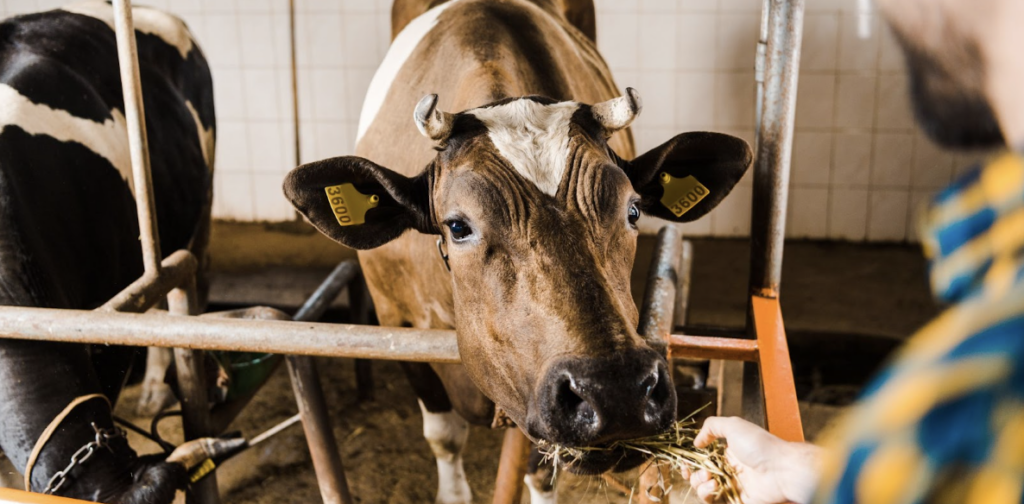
3,309,764,366
0,307,460,363
99,250,198,313
668,334,759,362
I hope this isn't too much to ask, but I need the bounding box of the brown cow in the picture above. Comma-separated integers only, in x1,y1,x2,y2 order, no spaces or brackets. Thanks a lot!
284,0,751,502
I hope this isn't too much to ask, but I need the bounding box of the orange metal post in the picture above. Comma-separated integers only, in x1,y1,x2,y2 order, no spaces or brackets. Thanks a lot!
0,489,94,504
750,294,803,442
637,462,672,503
492,428,532,504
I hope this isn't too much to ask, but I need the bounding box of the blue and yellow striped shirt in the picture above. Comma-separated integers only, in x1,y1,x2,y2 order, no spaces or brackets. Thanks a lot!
814,153,1024,504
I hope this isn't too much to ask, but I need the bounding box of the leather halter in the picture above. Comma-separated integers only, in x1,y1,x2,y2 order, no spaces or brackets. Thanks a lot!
24,394,112,492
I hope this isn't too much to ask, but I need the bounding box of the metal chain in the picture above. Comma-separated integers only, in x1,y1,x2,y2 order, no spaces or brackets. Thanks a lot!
41,422,125,495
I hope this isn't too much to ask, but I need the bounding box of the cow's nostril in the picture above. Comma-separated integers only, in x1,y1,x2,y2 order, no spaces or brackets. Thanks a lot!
556,376,584,411
645,365,673,424
641,371,658,398
555,375,599,431
650,375,670,405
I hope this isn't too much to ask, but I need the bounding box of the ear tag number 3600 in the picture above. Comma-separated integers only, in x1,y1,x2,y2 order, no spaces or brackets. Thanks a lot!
658,173,710,218
324,183,379,227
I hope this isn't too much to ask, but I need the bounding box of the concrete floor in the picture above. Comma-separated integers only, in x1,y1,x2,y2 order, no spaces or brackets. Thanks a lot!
115,236,941,503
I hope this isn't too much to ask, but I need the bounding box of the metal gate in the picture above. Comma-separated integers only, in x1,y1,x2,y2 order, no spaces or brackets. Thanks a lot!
0,0,806,502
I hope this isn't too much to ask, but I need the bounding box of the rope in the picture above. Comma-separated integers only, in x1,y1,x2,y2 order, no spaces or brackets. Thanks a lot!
23,393,111,492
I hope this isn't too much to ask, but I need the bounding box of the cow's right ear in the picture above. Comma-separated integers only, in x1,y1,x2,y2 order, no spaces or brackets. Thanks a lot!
283,156,435,250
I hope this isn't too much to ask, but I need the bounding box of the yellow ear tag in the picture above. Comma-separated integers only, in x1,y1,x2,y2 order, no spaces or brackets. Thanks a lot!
323,183,380,227
189,458,216,483
659,172,710,217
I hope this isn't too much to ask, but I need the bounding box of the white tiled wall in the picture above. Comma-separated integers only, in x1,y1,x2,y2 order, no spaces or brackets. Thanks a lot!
0,0,988,241
596,0,990,242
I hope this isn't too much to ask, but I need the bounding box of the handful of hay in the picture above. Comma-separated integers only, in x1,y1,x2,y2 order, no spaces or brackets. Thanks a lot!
538,406,742,504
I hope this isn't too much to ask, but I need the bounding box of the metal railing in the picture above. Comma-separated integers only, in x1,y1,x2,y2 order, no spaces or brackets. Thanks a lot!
0,0,806,503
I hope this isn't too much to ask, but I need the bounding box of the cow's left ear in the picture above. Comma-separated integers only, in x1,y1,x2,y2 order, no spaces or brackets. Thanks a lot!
624,132,752,222
283,156,435,250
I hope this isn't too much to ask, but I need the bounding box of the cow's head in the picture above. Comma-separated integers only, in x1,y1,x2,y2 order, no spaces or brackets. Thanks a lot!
284,90,750,473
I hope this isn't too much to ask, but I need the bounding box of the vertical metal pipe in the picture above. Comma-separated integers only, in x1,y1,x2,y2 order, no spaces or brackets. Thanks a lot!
287,356,353,504
754,0,771,151
288,261,359,504
638,225,683,350
672,240,706,389
289,0,301,168
672,240,693,330
169,279,219,504
111,0,162,273
748,0,805,298
348,274,375,402
745,0,805,427
491,428,530,504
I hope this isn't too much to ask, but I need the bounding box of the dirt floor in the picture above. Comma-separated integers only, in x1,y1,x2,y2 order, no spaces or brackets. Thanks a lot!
110,236,940,504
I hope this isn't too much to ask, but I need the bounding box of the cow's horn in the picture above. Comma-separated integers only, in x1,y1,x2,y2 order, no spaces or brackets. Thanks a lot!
414,94,455,143
591,87,642,133
166,437,247,470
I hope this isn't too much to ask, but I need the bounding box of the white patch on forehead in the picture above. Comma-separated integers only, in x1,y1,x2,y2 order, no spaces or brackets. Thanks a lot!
62,1,194,59
0,83,134,195
356,0,459,143
467,100,579,196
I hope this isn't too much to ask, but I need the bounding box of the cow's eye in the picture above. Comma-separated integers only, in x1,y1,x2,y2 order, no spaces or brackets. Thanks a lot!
627,203,641,226
446,220,472,241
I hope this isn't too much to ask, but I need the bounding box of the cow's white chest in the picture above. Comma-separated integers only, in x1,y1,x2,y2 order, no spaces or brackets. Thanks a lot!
468,100,578,196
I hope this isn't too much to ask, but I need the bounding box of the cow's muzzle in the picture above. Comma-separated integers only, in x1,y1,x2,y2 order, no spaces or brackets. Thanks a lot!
524,348,676,472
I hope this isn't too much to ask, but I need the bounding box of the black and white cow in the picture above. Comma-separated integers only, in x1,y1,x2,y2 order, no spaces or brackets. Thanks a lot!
0,3,216,502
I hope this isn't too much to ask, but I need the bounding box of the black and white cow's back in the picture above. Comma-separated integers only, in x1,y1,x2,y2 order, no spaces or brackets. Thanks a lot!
0,2,214,501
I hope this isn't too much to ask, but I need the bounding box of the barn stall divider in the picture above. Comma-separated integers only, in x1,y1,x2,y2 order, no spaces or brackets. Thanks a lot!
0,0,806,503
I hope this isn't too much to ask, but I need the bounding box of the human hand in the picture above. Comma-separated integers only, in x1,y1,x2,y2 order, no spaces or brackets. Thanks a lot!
679,416,822,504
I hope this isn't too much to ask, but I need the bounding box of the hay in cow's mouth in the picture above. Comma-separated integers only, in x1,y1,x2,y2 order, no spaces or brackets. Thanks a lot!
537,405,742,504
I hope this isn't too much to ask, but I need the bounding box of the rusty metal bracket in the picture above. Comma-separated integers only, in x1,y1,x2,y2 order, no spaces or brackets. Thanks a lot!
751,295,803,442
98,250,197,314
